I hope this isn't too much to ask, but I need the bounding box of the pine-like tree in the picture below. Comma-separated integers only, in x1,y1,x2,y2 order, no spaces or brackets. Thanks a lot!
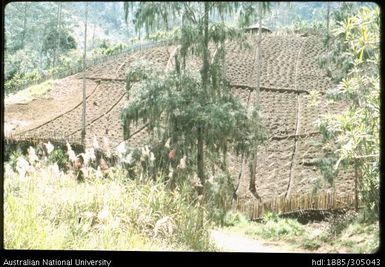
122,2,268,196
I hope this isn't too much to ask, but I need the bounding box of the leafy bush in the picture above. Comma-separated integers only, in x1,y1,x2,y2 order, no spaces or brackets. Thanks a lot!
47,148,69,171
223,210,248,227
244,212,305,240
318,6,379,218
5,70,41,95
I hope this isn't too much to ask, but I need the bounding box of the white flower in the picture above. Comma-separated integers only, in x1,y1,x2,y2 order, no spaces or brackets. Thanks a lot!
27,146,39,163
122,152,133,164
168,164,174,178
66,142,77,162
143,145,150,157
50,162,60,177
164,138,171,149
177,155,186,170
342,140,353,152
149,152,155,162
140,145,150,161
16,156,30,180
97,206,109,221
85,147,96,162
102,136,111,151
68,150,77,162
96,167,103,179
92,135,100,150
116,141,127,156
66,141,72,152
81,167,89,178
79,153,89,166
207,175,215,185
111,218,121,229
79,148,95,167
45,141,54,155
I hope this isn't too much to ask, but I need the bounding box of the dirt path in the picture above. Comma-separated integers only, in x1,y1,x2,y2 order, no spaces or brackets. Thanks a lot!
210,229,306,253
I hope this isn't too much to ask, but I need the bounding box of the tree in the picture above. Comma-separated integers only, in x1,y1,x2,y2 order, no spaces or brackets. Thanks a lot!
52,2,62,68
249,2,270,199
21,2,28,48
81,2,88,146
42,28,77,67
122,2,267,194
318,6,379,218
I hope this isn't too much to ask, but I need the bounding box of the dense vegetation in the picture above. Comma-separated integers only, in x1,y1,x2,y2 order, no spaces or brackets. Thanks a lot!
3,2,379,252
4,2,132,94
317,4,380,219
4,143,214,250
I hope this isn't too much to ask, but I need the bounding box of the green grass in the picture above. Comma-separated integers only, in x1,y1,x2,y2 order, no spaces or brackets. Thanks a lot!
4,162,215,251
221,210,379,253
5,79,53,104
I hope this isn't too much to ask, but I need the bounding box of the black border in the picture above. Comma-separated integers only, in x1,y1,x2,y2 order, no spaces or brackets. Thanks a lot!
1,1,384,266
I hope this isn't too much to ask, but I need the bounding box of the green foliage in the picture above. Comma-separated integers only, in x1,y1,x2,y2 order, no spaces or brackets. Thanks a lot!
9,150,23,172
244,212,305,240
92,41,128,56
122,2,267,193
318,3,374,81
223,209,379,253
318,6,379,217
148,28,180,42
5,70,42,94
121,62,257,185
47,148,69,170
4,147,214,251
204,172,237,226
222,210,248,227
4,2,129,95
42,28,77,54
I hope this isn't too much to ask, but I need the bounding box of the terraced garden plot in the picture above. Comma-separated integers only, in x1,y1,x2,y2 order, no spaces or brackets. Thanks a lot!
79,45,173,80
296,36,333,93
288,135,355,196
225,40,256,86
297,94,348,135
116,46,173,79
4,33,356,215
257,35,304,89
12,81,126,143
4,76,98,136
79,53,129,80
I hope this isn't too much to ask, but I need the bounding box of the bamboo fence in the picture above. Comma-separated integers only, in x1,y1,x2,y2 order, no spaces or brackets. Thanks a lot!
234,192,356,220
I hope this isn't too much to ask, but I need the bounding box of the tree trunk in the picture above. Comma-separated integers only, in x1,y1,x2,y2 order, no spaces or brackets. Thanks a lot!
249,2,263,200
92,24,96,50
81,3,88,146
56,3,62,67
201,2,210,94
21,2,28,48
53,3,61,68
326,3,330,36
196,2,210,186
354,159,359,212
197,125,205,186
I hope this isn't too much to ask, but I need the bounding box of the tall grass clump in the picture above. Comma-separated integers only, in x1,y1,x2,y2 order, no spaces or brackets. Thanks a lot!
4,143,214,251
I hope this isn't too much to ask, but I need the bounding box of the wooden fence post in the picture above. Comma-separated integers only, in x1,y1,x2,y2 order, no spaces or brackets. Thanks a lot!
354,159,359,211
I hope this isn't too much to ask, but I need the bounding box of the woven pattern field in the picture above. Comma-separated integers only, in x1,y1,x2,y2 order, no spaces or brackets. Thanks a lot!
5,33,354,216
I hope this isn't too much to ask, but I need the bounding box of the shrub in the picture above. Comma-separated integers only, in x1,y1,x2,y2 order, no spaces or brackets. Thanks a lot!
223,210,248,227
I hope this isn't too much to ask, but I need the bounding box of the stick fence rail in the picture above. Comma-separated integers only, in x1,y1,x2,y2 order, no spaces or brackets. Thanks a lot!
234,192,356,220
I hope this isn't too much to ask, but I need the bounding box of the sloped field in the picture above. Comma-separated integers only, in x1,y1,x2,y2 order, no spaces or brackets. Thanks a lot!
5,33,353,207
